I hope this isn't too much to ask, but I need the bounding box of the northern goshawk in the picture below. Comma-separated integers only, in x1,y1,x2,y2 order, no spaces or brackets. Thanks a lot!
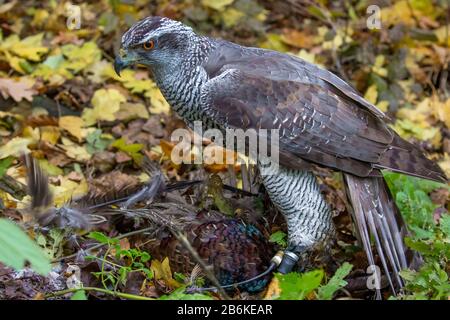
114,16,447,297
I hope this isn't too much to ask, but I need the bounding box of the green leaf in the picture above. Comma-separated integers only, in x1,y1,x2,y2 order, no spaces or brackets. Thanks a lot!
71,290,87,300
88,231,114,244
86,129,112,154
0,218,51,275
269,230,287,247
0,156,13,178
111,137,143,164
158,287,213,300
276,270,324,300
439,215,450,237
317,262,353,300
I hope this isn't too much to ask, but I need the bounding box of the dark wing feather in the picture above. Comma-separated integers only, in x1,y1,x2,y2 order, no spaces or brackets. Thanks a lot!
25,154,53,211
202,68,391,177
202,41,447,183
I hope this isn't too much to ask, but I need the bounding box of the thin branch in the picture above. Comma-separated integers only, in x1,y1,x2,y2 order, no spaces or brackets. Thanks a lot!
172,230,230,300
45,286,154,300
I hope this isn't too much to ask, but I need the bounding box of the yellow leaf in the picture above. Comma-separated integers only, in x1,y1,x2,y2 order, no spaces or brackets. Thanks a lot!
40,126,60,145
364,84,378,105
438,154,450,178
146,88,170,114
202,0,234,11
433,98,450,129
150,258,180,288
372,55,388,77
434,25,450,46
0,33,48,62
52,176,88,206
101,63,171,114
59,137,91,162
60,42,102,73
222,8,245,28
82,88,126,126
31,9,50,28
295,50,318,65
380,1,417,27
59,116,85,142
115,102,149,121
376,100,390,113
0,137,33,159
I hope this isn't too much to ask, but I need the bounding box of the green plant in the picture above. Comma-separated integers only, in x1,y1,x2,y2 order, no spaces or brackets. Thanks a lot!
158,286,213,300
384,172,450,300
0,218,51,275
269,230,287,248
87,231,153,290
86,129,112,154
275,262,353,300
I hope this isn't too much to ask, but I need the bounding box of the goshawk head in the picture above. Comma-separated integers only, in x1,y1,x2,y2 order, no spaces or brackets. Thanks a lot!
114,16,197,75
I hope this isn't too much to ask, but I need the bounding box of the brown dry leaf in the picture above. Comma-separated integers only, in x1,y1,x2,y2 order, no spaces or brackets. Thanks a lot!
115,102,149,121
0,77,36,102
87,170,140,200
281,29,314,49
264,277,281,299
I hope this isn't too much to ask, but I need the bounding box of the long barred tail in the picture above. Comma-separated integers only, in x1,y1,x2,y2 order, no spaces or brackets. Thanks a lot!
344,174,422,299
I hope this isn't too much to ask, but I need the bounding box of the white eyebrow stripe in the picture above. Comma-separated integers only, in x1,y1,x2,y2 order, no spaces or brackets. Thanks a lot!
121,18,192,47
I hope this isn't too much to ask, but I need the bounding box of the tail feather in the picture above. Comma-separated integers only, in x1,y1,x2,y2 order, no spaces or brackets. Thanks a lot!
344,173,420,299
376,134,447,183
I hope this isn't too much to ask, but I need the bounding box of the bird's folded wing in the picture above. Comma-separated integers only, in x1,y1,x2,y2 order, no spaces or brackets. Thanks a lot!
202,55,447,183
202,68,393,177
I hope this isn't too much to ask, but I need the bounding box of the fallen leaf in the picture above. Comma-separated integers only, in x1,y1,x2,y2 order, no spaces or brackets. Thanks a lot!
59,137,91,162
0,77,36,102
59,116,85,142
82,88,126,126
202,0,234,11
115,102,149,121
39,126,60,145
0,137,33,159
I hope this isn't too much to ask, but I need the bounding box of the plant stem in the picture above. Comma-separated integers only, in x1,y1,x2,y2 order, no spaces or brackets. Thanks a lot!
45,287,154,300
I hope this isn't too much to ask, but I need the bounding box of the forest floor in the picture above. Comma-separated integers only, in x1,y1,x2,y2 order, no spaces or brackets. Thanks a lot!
0,0,449,300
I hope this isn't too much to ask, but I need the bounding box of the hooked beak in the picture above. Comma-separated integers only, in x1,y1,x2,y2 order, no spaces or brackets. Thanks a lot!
114,48,133,76
114,56,125,77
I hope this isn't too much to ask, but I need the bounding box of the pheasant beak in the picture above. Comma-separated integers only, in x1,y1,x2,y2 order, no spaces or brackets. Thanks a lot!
114,48,133,77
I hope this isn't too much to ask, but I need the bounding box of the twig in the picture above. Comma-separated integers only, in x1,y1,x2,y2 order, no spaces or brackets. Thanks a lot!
44,286,154,300
172,230,230,300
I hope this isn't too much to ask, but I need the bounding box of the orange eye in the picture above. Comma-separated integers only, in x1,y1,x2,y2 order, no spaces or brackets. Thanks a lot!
143,40,154,50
